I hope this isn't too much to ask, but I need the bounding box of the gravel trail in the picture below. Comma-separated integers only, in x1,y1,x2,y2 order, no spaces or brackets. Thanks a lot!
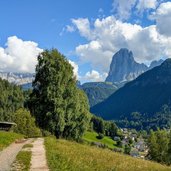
30,138,49,171
0,139,31,171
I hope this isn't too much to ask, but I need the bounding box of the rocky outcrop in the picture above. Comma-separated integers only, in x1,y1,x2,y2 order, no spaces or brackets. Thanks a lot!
105,48,163,83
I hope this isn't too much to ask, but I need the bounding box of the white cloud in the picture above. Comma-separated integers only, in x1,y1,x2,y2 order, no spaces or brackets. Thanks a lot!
154,2,171,37
68,60,79,78
82,70,107,82
111,0,161,21
71,16,171,73
72,18,95,40
0,36,42,73
136,0,158,13
112,0,137,20
66,25,75,32
98,8,104,14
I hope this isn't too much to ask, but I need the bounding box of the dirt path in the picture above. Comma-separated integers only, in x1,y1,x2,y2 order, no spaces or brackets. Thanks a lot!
30,138,49,171
0,139,31,171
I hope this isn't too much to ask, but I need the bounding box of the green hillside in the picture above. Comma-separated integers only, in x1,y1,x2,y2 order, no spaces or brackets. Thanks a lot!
83,131,117,149
91,59,171,129
45,137,171,171
81,82,117,107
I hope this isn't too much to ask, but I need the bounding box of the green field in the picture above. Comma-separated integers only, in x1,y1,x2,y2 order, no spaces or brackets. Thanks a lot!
83,131,117,149
0,131,23,151
45,137,171,171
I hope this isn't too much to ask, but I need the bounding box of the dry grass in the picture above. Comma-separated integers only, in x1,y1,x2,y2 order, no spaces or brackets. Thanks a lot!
45,137,171,171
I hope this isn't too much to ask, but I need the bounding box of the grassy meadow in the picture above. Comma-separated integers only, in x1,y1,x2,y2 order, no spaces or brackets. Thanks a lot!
45,137,171,171
0,131,23,151
83,131,117,149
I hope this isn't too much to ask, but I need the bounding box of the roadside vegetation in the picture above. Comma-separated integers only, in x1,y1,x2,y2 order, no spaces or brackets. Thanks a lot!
45,137,171,171
0,131,23,151
11,143,33,171
11,151,31,171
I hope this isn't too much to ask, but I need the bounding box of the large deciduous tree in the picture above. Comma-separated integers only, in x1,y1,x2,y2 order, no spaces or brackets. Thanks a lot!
28,49,90,140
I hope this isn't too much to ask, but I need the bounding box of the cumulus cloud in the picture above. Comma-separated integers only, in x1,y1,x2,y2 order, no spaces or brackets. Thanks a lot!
154,2,171,37
72,18,94,40
0,36,43,73
68,60,79,78
112,0,160,21
82,70,108,82
71,15,171,73
112,0,137,20
136,0,158,14
66,25,75,32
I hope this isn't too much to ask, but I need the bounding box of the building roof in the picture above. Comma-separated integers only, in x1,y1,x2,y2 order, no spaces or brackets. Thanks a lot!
0,122,17,125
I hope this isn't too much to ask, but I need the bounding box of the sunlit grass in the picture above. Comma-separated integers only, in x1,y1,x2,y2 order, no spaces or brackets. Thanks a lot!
11,151,31,171
45,137,171,171
0,131,23,151
83,131,117,149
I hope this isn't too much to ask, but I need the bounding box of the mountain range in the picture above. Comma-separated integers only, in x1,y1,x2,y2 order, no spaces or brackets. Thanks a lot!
0,72,34,85
0,48,165,110
91,59,171,121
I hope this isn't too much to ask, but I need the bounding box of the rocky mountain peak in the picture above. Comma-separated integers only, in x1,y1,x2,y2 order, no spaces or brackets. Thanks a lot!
105,48,148,83
105,48,164,83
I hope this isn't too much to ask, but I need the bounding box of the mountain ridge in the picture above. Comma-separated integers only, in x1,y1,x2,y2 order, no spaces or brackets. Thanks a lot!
91,58,171,120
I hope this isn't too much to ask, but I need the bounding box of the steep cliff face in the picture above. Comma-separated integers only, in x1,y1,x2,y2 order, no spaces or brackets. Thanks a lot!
105,48,163,83
105,48,148,83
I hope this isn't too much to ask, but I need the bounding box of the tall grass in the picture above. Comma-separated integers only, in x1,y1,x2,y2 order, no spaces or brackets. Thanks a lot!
0,131,23,151
45,137,171,171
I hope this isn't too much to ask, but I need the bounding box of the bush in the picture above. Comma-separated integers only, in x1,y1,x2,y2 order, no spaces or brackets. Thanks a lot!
12,108,42,138
96,133,104,139
42,130,52,137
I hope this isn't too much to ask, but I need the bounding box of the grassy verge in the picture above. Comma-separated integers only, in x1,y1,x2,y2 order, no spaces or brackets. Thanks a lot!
23,144,33,148
11,151,31,171
83,131,117,149
45,137,171,171
0,131,23,151
11,143,32,171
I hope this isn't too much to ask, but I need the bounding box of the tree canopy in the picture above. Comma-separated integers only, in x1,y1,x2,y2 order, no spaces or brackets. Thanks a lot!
28,49,90,140
0,78,24,121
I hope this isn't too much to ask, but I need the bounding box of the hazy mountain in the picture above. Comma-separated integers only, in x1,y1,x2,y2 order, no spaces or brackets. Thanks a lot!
105,48,164,83
0,72,34,85
149,59,164,70
80,82,118,107
91,59,171,120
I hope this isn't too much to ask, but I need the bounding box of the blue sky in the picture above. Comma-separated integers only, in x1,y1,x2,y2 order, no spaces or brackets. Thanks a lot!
0,0,110,50
0,0,171,82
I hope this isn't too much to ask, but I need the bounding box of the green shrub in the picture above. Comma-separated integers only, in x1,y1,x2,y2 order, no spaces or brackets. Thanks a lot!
96,133,104,139
12,108,42,138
